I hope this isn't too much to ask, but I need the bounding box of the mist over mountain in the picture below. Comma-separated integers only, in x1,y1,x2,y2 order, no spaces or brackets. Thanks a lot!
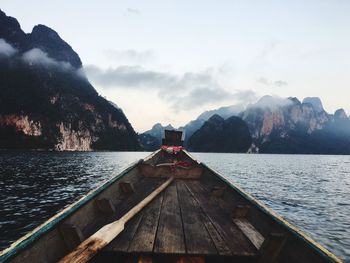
0,10,140,150
141,95,350,154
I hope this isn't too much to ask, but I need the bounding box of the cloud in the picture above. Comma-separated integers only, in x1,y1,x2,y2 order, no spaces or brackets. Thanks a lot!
257,77,269,85
249,95,292,109
172,88,235,110
0,39,17,57
125,8,140,15
257,77,288,87
274,80,288,87
84,65,176,89
83,65,219,93
257,40,279,60
22,48,73,70
84,65,238,110
234,90,259,104
104,49,155,63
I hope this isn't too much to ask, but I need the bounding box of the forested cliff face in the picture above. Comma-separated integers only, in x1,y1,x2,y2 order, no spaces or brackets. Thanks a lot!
141,95,350,154
188,115,252,153
240,96,350,154
0,9,140,151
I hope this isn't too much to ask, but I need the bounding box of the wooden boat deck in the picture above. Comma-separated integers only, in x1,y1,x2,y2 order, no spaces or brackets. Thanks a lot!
91,178,259,263
1,148,343,263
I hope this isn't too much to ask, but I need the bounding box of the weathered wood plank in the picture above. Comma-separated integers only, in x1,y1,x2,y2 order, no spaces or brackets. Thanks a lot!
175,256,205,263
83,178,164,238
104,213,144,252
137,255,154,263
59,224,84,251
258,233,287,263
154,183,186,254
128,193,164,253
185,180,259,257
119,181,135,195
59,177,174,263
177,181,217,255
95,198,116,214
233,219,264,249
232,205,250,218
182,183,231,256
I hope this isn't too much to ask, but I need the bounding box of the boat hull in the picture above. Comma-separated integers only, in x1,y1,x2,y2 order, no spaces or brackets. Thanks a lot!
0,149,343,263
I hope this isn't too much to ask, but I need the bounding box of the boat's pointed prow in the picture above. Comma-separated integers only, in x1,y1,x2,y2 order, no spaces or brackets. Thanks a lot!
0,148,344,263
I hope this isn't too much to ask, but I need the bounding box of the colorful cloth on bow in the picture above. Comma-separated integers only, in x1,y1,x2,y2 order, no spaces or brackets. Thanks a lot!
161,145,183,154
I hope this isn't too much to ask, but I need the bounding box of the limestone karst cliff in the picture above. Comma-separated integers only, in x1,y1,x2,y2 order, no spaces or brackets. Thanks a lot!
0,9,140,151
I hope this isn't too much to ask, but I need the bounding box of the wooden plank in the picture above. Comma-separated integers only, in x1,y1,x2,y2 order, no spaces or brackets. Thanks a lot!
95,198,116,214
154,184,186,254
185,181,259,257
176,256,205,263
83,178,164,238
232,205,250,218
128,193,164,253
183,184,231,256
210,186,226,198
58,177,174,263
177,181,217,255
137,255,153,263
258,233,287,263
119,181,135,195
233,219,264,249
59,224,84,251
104,213,144,252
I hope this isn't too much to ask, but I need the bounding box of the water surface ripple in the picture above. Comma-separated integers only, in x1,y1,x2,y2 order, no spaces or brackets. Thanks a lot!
0,152,349,260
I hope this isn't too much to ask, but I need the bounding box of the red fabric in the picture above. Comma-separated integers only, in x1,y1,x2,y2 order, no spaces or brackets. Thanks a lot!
161,145,183,154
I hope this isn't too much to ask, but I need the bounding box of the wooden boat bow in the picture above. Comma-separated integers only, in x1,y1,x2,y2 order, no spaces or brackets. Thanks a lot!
58,176,174,263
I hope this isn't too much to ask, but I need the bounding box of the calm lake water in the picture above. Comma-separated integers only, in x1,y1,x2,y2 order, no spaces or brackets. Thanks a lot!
0,151,349,260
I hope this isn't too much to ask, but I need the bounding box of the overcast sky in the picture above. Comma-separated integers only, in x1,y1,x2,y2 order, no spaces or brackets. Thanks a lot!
2,0,350,132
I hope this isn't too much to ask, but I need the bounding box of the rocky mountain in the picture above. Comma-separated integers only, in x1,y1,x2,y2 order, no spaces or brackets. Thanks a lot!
0,9,140,151
178,118,206,146
144,95,350,154
138,123,175,151
239,96,350,154
302,97,324,113
196,104,243,121
188,115,252,153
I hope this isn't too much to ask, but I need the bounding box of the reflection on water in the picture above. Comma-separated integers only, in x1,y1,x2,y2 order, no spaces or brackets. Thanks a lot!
0,151,349,259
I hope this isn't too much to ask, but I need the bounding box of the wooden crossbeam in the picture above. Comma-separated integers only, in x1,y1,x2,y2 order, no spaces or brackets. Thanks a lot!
95,198,116,214
58,177,174,263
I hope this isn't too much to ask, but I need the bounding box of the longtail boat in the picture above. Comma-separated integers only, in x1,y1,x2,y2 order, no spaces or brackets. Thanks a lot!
0,130,343,263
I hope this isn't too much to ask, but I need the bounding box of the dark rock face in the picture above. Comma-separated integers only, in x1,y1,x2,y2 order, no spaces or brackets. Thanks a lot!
138,133,159,151
0,10,27,49
178,118,206,146
197,104,243,121
0,11,81,67
181,95,350,154
188,115,252,153
334,108,347,120
240,97,350,154
29,25,82,68
302,97,324,113
138,123,175,151
0,9,140,151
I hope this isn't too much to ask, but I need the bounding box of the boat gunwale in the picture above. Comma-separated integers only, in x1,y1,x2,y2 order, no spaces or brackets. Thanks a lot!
0,149,161,262
181,150,343,263
0,149,344,263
